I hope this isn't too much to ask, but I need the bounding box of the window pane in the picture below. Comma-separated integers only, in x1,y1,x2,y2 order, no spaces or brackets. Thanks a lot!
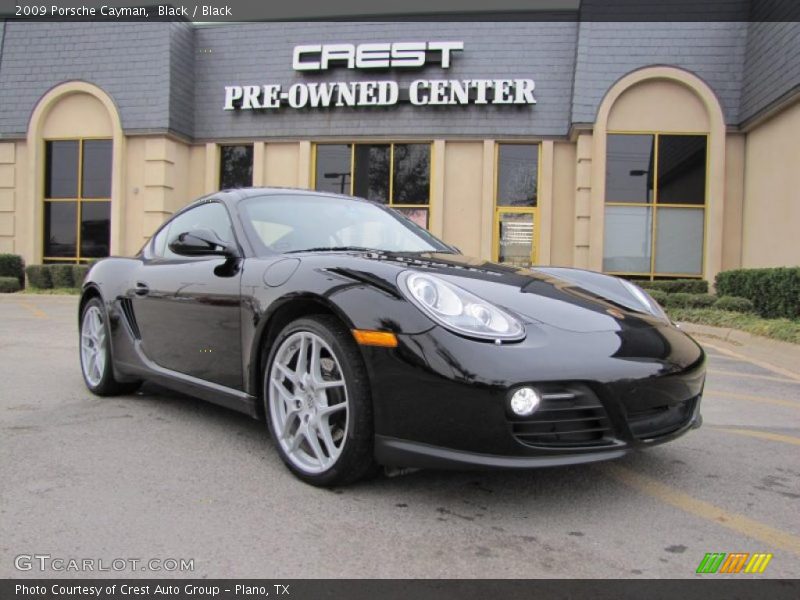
606,134,654,203
219,145,253,189
80,201,111,258
497,212,534,266
44,201,77,257
603,205,653,273
353,144,390,203
164,202,235,259
315,145,352,195
45,141,79,198
395,207,429,229
654,208,704,275
497,144,538,207
81,140,112,198
657,135,707,205
393,144,430,204
152,223,170,257
240,194,449,255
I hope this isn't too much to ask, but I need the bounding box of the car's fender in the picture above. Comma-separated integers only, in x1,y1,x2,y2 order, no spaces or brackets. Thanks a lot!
241,256,437,399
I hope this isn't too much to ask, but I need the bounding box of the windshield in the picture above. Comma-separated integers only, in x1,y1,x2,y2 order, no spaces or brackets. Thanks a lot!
239,193,453,255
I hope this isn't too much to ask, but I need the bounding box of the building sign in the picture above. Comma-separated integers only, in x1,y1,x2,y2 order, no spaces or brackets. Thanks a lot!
292,41,465,71
223,41,536,111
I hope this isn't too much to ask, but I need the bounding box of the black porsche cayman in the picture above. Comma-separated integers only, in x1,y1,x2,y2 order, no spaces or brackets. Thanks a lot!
78,188,705,486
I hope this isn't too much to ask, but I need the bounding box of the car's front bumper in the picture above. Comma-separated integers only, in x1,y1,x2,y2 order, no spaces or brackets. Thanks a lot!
360,319,706,469
375,411,703,469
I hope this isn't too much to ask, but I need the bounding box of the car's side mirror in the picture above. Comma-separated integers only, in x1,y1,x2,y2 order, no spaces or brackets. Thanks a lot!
168,228,238,258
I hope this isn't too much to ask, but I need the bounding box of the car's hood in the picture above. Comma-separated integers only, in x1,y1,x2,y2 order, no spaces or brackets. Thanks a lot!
328,251,662,333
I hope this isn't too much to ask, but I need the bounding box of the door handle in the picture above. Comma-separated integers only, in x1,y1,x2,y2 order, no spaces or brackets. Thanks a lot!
134,282,150,296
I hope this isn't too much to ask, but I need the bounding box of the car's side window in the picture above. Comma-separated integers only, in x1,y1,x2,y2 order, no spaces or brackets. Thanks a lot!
160,202,235,259
151,224,170,257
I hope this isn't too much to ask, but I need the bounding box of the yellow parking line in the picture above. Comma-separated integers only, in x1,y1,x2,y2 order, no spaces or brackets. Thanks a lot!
15,300,48,319
701,341,800,383
705,390,799,410
710,427,800,446
603,464,800,555
708,369,800,385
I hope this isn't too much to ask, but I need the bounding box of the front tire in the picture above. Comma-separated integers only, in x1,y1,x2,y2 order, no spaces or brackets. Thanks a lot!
79,298,141,396
264,315,376,486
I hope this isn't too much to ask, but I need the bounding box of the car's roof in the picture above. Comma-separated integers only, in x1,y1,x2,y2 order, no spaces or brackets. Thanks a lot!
220,187,364,203
173,187,377,221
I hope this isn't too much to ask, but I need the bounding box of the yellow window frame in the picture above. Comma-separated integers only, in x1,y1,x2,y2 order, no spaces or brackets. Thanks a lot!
311,141,433,227
492,141,541,266
605,131,709,281
42,136,112,264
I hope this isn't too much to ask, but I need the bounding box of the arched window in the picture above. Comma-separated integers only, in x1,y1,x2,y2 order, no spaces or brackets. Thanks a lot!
593,68,725,281
28,82,123,264
43,138,112,263
603,132,707,278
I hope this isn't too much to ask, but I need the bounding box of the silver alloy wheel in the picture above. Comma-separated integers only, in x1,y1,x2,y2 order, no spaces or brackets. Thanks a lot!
269,331,349,474
80,305,107,387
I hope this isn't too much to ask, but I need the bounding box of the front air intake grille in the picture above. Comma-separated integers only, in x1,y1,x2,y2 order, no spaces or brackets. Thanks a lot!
627,397,697,439
119,298,141,339
508,383,614,448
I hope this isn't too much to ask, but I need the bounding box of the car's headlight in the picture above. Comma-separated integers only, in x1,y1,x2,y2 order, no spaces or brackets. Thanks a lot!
398,271,525,341
620,279,669,321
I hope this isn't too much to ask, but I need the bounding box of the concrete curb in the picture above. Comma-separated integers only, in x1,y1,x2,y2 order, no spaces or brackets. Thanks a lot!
679,321,800,380
2,293,79,299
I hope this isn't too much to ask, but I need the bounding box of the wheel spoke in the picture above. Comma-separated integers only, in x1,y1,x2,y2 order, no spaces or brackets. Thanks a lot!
317,379,345,389
296,335,309,376
316,420,338,458
272,379,295,404
319,401,347,416
287,426,305,452
92,311,102,337
309,337,321,381
304,425,327,466
92,355,102,380
279,408,300,440
275,362,297,383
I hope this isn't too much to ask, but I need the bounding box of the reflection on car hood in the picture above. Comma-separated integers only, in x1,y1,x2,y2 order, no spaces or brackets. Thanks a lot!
336,251,658,333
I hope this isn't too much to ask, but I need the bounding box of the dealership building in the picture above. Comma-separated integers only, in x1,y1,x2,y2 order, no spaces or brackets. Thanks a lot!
0,14,797,281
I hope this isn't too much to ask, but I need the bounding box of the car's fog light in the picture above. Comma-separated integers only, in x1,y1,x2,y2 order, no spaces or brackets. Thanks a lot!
510,387,540,416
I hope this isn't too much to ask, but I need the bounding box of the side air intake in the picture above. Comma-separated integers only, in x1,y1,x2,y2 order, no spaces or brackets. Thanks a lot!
119,298,141,339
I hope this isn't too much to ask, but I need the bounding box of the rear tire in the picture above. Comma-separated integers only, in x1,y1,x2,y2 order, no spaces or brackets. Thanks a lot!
264,315,376,487
79,297,141,396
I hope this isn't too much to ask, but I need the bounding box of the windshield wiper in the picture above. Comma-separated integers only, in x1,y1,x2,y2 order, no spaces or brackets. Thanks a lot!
284,246,379,254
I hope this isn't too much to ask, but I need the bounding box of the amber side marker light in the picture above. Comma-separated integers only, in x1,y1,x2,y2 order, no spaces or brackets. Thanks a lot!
352,329,398,348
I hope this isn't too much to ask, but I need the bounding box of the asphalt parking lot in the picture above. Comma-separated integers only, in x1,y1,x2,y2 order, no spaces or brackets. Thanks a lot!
1,295,798,579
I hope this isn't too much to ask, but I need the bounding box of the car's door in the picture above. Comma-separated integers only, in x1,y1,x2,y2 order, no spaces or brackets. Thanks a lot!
131,200,244,390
